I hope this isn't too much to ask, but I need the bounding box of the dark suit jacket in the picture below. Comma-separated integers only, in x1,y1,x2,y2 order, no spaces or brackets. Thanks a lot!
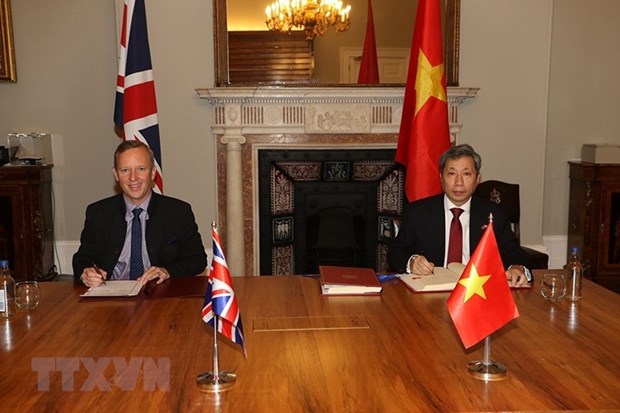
387,194,529,273
72,192,208,280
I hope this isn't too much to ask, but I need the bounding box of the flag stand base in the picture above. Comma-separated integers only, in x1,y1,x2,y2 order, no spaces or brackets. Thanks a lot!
196,371,236,392
467,360,507,381
466,337,507,381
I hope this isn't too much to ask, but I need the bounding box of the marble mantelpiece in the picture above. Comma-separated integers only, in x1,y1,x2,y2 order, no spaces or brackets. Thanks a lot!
196,86,479,275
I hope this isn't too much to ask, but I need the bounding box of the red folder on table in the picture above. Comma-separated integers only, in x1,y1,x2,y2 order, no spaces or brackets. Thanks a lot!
319,265,382,296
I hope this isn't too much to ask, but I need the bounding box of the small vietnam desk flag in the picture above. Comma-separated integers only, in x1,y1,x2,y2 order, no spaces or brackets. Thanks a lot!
447,221,519,349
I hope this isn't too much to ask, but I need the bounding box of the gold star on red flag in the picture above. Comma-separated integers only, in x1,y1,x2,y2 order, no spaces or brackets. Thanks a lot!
414,50,447,116
447,222,519,348
457,263,491,302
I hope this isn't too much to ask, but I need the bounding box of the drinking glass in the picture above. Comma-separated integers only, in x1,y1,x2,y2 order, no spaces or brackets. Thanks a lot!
540,273,566,302
16,281,41,310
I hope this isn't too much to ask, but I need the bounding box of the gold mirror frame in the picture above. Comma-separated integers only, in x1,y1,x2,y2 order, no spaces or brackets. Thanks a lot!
0,0,16,83
214,0,460,87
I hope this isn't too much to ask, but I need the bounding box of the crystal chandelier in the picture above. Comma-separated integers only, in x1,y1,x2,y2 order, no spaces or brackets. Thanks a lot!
265,0,352,41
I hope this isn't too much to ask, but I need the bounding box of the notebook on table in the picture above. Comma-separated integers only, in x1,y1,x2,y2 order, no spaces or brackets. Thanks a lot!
319,265,382,296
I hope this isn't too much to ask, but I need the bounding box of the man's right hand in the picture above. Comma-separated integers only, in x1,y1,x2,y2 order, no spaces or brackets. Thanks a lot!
409,255,435,276
80,266,107,288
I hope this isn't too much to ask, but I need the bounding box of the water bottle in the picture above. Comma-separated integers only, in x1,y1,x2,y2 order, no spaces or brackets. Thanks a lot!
0,260,16,318
566,247,583,301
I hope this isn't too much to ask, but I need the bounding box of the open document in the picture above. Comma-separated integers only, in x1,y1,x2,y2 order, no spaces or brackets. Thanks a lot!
399,262,466,292
80,280,144,297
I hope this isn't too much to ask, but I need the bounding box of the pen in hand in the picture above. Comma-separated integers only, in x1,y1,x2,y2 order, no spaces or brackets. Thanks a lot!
93,263,106,285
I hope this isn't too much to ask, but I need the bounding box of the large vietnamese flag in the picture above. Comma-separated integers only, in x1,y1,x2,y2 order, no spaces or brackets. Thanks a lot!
395,0,450,202
357,0,379,84
447,222,520,349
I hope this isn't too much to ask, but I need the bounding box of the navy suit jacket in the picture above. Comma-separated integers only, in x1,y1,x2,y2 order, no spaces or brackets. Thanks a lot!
387,194,529,273
72,192,208,280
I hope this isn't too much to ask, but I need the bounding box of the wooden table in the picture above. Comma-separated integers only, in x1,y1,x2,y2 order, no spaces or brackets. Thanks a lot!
1,274,620,412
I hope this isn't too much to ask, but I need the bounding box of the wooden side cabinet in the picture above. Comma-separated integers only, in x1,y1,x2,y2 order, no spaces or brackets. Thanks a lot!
568,161,620,293
0,165,54,281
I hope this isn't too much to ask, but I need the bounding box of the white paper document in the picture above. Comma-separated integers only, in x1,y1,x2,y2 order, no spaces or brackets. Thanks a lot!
399,262,466,292
80,280,143,297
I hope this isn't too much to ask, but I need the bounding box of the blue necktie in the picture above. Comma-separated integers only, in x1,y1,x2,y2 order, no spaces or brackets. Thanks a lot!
129,208,144,280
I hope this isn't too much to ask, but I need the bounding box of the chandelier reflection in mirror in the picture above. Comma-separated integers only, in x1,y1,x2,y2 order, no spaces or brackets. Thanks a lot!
265,0,351,41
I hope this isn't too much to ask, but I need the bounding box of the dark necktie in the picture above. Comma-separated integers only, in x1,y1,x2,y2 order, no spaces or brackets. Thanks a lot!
447,208,463,264
129,207,144,280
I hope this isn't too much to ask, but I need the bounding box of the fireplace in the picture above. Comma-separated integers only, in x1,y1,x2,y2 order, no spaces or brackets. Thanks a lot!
258,149,404,274
196,86,478,276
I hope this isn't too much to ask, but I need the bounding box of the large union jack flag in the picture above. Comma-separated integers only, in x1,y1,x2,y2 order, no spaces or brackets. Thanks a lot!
114,0,163,193
201,226,245,351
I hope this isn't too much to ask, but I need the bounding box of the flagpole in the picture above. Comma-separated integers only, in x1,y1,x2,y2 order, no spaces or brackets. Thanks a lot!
464,213,507,380
197,221,244,391
213,314,220,379
466,336,507,381
197,314,237,391
483,335,491,365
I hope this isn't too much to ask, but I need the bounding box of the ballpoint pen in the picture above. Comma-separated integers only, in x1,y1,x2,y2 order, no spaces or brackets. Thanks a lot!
93,263,106,285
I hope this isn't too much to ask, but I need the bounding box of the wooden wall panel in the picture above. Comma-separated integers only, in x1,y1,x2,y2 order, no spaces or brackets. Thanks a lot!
228,31,313,83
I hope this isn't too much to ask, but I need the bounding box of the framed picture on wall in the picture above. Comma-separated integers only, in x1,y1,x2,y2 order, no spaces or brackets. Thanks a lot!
1,0,16,82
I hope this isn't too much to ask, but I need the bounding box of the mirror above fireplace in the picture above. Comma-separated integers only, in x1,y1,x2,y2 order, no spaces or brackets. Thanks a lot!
214,0,460,87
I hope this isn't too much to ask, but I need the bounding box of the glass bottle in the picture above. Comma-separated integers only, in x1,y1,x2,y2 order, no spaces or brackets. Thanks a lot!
566,247,583,301
0,260,16,318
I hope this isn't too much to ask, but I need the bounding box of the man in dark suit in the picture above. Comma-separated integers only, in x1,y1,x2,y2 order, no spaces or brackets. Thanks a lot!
73,140,207,287
388,144,531,287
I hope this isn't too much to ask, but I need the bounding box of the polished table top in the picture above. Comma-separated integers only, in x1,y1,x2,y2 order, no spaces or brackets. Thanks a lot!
1,273,620,412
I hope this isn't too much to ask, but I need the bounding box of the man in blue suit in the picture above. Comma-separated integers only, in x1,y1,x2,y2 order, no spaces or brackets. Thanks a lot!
388,144,531,287
73,140,207,287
